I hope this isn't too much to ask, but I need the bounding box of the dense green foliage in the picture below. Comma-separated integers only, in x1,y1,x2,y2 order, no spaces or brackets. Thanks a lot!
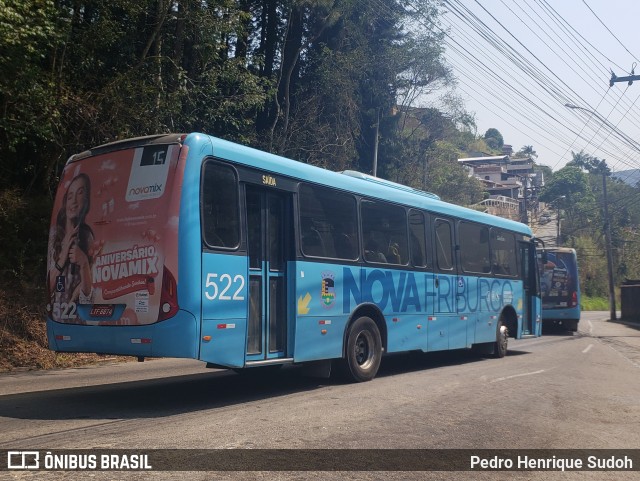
483,127,503,150
1,0,490,284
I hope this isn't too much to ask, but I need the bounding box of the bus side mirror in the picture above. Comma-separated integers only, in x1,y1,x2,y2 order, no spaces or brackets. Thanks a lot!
533,238,546,264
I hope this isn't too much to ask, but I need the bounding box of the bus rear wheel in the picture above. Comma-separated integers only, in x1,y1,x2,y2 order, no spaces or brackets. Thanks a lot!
493,320,508,358
339,316,382,382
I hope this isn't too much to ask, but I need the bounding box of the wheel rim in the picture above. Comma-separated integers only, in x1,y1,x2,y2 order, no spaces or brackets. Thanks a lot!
499,325,508,352
354,330,375,368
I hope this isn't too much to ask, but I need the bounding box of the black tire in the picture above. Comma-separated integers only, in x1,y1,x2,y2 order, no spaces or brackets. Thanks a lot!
493,319,508,358
338,316,382,382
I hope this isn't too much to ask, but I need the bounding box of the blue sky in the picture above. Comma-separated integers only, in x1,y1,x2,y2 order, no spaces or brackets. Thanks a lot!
439,0,640,174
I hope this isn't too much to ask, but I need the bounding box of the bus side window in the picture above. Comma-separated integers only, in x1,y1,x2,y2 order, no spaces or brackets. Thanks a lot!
435,219,454,271
364,239,387,263
361,200,408,265
409,209,427,267
299,184,358,260
490,228,518,277
458,221,490,274
301,218,325,257
334,232,355,259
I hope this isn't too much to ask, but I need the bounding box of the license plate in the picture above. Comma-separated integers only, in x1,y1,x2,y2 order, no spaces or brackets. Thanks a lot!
90,305,114,317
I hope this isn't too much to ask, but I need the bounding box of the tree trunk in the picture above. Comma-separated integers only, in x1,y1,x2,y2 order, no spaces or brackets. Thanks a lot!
140,0,170,64
277,4,304,152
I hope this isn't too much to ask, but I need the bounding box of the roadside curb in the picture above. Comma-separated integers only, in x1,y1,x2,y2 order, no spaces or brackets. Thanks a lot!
608,319,640,330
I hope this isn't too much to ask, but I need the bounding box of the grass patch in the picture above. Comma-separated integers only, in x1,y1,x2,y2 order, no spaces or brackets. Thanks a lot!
581,296,611,311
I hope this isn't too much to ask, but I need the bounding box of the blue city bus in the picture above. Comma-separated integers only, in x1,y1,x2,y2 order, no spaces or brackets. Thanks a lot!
538,247,581,331
46,133,542,382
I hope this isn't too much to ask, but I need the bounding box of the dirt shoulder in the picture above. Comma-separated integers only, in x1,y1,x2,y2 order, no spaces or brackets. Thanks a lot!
0,284,129,372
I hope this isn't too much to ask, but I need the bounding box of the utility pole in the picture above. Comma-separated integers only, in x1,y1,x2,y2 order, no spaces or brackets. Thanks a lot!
564,99,619,319
551,195,565,247
521,175,529,225
610,69,640,87
556,203,561,247
602,169,617,321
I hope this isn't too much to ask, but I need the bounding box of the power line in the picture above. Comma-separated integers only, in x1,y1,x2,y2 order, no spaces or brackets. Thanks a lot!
582,0,640,64
356,0,640,179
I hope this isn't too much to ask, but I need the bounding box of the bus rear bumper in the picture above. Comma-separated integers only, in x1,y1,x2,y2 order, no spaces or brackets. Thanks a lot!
46,309,198,359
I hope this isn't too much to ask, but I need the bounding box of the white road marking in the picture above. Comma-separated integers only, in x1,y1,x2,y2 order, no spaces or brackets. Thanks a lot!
582,344,594,354
490,369,546,383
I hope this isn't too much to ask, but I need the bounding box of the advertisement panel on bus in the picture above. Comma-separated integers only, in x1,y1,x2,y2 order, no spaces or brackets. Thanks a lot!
46,143,182,326
539,248,580,330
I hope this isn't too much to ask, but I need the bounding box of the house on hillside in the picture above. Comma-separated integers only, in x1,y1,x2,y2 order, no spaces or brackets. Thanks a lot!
458,154,544,222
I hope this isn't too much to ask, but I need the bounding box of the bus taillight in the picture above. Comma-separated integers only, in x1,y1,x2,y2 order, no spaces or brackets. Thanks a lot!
570,291,578,308
159,266,179,321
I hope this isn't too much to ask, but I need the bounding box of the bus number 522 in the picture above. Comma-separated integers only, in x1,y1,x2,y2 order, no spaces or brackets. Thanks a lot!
204,273,245,301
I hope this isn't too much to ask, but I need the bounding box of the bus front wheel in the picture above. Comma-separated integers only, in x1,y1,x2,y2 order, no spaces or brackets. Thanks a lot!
339,316,382,382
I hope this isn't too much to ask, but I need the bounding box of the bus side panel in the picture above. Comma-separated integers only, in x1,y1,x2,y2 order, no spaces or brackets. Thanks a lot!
429,274,454,352
292,262,348,362
451,275,476,349
532,288,543,337
459,275,484,346
464,277,523,343
363,267,426,354
199,253,248,368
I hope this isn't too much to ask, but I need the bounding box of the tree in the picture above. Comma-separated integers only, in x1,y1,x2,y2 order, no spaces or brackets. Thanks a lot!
568,150,611,176
540,165,596,243
516,145,537,158
573,235,607,297
424,141,483,204
483,128,504,151
0,0,61,192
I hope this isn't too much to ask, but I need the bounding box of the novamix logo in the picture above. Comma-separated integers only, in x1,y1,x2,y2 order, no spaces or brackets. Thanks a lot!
126,146,173,202
128,183,164,196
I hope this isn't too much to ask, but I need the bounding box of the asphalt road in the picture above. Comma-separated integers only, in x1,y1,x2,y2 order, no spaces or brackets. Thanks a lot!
0,311,639,480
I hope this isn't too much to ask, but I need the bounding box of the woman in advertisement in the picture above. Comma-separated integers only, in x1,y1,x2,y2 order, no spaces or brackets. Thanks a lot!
48,173,95,319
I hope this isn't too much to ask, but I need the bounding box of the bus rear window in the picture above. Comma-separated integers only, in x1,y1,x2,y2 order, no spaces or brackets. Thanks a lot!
202,162,240,248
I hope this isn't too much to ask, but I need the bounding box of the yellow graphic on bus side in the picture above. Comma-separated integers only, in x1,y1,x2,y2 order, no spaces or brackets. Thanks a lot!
298,292,311,315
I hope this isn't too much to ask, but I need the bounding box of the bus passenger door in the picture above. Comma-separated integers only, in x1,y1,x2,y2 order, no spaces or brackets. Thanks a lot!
518,241,539,337
245,186,292,362
430,218,458,351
